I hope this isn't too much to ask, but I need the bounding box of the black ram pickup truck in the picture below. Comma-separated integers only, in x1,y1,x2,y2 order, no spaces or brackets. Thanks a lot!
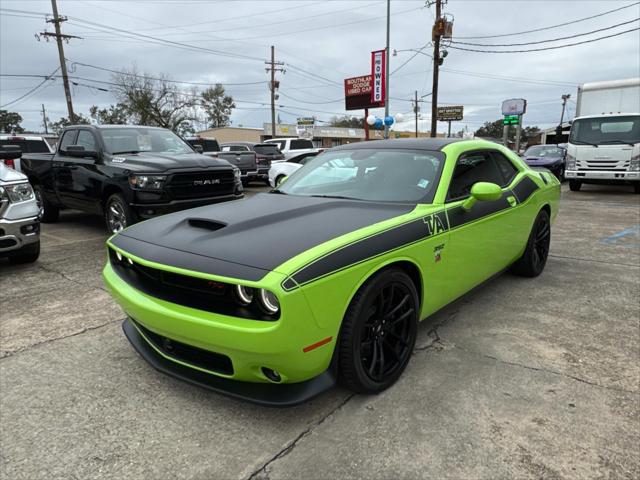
21,125,243,233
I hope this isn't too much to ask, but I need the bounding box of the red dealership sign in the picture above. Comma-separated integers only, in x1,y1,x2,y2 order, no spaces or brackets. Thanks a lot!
344,74,382,111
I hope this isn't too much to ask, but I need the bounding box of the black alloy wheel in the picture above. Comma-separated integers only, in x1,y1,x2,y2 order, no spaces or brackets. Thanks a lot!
511,209,551,278
339,268,418,394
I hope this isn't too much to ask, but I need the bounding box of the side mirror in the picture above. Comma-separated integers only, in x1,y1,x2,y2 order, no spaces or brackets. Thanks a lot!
462,182,502,211
193,144,204,154
0,145,22,160
66,145,98,159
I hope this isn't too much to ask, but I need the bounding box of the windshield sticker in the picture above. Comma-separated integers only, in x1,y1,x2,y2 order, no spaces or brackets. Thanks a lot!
418,178,429,189
112,156,126,163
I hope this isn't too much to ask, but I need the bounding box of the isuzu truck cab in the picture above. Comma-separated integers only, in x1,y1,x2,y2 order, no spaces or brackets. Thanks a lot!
565,78,639,193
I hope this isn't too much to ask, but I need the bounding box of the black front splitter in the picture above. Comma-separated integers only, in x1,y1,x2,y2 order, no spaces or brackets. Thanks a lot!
122,318,336,407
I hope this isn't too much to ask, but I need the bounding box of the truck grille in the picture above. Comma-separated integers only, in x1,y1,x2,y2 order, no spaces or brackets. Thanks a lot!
167,171,235,199
576,159,630,171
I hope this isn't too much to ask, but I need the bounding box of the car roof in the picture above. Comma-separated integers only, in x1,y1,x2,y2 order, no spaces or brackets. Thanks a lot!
331,138,465,152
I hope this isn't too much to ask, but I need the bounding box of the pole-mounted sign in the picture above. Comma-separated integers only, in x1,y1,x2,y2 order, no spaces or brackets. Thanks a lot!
371,49,386,104
501,98,527,116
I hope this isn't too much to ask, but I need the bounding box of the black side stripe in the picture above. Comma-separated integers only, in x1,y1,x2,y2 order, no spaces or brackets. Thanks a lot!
282,176,539,291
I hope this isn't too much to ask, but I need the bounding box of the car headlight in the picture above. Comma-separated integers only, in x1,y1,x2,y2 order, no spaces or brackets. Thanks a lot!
258,288,280,315
233,167,241,182
1,182,35,202
129,174,166,190
565,153,576,170
234,284,254,305
630,154,639,171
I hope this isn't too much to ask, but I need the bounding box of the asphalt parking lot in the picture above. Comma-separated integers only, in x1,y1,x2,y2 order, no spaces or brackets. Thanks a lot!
1,184,639,479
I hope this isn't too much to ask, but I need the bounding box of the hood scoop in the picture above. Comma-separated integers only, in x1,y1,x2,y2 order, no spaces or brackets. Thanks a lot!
188,218,227,231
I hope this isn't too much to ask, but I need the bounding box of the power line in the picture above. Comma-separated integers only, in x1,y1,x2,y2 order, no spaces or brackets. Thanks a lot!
447,27,640,53
1,67,60,108
453,1,640,39
278,91,343,105
451,18,639,47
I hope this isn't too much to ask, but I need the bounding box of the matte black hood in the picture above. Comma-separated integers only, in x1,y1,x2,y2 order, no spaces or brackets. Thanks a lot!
106,151,233,173
111,193,413,280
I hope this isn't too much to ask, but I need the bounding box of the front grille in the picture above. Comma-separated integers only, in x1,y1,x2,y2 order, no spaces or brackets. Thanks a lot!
109,248,279,321
167,171,235,199
133,320,234,375
576,159,630,171
0,238,17,248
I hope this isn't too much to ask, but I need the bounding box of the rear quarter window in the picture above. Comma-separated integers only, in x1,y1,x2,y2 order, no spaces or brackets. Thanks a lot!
290,139,313,150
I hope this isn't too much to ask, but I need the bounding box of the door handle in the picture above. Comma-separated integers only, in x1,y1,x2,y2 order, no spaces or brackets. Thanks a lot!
507,195,517,207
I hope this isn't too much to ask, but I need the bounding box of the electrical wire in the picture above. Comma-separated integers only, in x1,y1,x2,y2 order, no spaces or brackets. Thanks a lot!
390,44,432,76
453,1,640,39
1,67,60,108
447,28,640,53
451,18,640,47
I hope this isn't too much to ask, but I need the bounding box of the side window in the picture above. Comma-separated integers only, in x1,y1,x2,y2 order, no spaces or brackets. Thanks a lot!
491,151,519,186
58,130,77,153
447,152,504,201
76,130,97,151
221,146,231,152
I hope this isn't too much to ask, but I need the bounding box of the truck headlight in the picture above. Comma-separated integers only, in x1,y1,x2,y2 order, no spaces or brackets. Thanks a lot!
129,175,166,190
2,182,35,202
630,154,640,171
258,288,280,315
565,153,576,170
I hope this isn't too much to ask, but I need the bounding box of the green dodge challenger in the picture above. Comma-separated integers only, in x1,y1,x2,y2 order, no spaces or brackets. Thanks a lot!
103,138,560,406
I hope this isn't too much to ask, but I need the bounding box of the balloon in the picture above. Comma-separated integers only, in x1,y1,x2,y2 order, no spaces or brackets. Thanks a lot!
366,115,376,126
374,118,383,128
384,116,395,126
394,113,404,123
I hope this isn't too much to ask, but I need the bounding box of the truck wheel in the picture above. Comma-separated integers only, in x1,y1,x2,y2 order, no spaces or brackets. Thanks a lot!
511,209,551,278
104,193,135,234
569,180,582,192
8,241,40,264
34,185,59,223
338,268,418,394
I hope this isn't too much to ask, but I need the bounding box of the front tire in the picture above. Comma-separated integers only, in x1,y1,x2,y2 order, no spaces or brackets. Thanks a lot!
569,180,582,191
104,193,135,234
8,241,40,264
511,209,551,278
34,184,59,223
338,268,418,394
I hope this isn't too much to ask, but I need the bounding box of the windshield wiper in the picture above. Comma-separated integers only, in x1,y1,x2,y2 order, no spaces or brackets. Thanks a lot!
270,189,287,195
598,140,637,147
571,140,598,147
310,194,357,200
111,150,140,155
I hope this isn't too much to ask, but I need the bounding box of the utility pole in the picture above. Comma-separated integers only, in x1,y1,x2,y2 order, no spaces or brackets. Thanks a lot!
41,104,48,134
384,0,391,139
37,0,80,123
430,0,442,138
265,46,284,140
556,93,571,142
414,90,419,137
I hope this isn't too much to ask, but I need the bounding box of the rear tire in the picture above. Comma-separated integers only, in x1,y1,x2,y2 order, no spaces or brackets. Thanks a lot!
34,184,59,223
511,209,551,278
569,180,582,192
104,193,135,234
8,241,40,264
338,268,418,394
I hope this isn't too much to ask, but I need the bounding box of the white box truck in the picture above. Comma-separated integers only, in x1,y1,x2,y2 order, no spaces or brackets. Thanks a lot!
565,78,639,193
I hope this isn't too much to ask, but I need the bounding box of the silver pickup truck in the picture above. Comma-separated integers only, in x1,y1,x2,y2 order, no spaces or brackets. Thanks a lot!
1,148,40,264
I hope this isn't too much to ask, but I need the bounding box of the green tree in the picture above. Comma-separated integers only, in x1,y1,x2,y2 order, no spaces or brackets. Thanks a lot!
89,103,130,124
0,110,25,134
201,84,235,128
112,67,197,133
49,114,90,135
474,119,540,144
329,115,383,130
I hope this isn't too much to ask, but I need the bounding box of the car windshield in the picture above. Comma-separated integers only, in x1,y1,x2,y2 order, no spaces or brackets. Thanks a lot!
524,145,564,157
101,128,193,154
276,148,445,203
569,115,640,146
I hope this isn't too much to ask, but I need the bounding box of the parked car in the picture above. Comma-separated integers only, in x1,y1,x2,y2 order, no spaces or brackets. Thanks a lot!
0,134,57,172
21,125,243,233
521,144,566,180
269,151,320,188
221,142,285,185
0,150,40,264
263,137,323,158
103,138,560,406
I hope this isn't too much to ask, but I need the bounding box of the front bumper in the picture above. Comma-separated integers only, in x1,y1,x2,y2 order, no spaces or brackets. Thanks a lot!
0,215,40,254
130,192,243,219
565,170,640,182
123,318,335,407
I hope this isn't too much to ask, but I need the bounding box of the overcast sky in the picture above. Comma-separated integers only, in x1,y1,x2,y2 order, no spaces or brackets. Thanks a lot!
1,0,639,135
